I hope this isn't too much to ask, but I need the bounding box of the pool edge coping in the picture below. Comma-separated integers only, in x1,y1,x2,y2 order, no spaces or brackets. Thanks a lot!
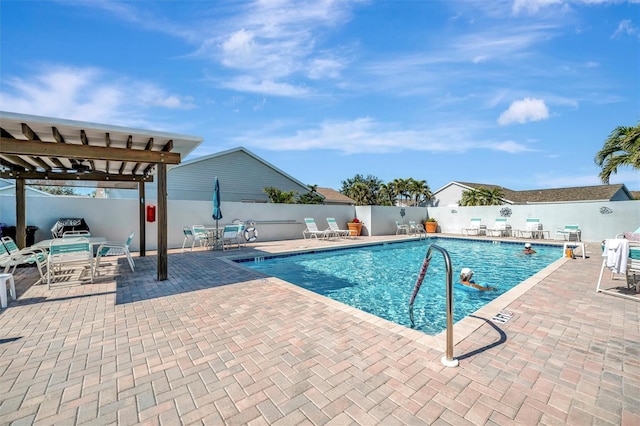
223,236,568,354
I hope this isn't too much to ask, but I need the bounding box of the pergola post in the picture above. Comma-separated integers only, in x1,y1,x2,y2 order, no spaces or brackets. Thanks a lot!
157,163,168,281
15,178,26,248
139,182,146,257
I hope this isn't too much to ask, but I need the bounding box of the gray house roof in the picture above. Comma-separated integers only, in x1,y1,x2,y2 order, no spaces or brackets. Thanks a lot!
434,181,635,205
316,187,354,205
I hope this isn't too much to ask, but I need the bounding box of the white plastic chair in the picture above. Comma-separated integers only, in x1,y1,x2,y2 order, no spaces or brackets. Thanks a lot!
303,218,331,240
518,218,541,239
192,225,210,247
95,232,135,273
222,225,242,251
47,237,94,289
395,221,410,235
487,218,511,237
462,218,484,236
326,218,350,239
555,224,581,241
1,236,48,283
62,230,91,238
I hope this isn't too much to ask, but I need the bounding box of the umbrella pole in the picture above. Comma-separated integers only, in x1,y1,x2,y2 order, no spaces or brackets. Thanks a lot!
215,218,219,249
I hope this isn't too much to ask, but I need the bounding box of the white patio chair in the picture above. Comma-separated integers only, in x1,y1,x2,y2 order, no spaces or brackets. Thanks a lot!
462,218,484,236
192,225,210,247
95,232,135,273
182,226,208,252
62,230,91,238
303,218,331,240
0,236,48,284
221,224,243,251
486,218,511,237
47,237,94,289
395,221,410,235
517,218,541,239
326,218,350,239
555,224,581,241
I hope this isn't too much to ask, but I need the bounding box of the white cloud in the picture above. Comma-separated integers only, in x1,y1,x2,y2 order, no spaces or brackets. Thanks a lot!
201,0,358,96
512,0,637,15
0,66,195,126
228,117,532,155
221,29,258,68
307,57,344,79
491,140,536,153
498,97,550,125
221,76,310,97
612,19,639,38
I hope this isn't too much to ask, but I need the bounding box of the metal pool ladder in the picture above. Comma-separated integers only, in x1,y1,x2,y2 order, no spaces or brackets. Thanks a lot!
409,243,458,368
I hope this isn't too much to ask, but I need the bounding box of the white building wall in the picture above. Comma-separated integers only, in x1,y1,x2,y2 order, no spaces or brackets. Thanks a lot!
429,183,466,207
428,201,639,242
0,195,637,251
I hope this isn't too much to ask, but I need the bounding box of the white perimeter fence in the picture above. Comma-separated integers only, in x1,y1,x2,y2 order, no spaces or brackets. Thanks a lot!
0,195,638,251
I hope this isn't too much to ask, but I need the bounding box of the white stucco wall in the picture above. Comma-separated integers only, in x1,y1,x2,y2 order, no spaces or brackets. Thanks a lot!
1,195,637,251
427,201,639,243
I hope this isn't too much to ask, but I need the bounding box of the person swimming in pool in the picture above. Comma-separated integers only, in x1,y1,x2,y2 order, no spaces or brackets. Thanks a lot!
523,242,536,255
458,268,496,291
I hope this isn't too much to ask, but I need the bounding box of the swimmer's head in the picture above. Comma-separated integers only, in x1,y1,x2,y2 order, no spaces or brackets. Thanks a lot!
460,267,474,281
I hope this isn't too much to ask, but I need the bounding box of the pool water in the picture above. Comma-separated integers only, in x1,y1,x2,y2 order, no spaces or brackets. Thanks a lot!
241,238,561,335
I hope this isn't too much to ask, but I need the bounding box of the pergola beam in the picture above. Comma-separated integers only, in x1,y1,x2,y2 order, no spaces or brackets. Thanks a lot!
0,138,181,164
0,170,154,182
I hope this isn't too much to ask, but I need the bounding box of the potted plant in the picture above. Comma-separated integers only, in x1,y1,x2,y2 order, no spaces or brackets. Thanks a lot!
347,217,364,236
424,217,438,233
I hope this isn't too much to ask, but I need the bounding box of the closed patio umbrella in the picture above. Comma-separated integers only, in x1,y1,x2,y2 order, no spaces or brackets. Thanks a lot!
212,177,223,248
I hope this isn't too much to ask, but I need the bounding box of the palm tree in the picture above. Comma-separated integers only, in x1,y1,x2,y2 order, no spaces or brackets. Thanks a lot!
392,178,410,205
347,182,371,206
459,187,504,206
408,179,432,206
594,123,640,184
478,187,504,205
459,189,481,206
377,183,396,206
263,187,298,203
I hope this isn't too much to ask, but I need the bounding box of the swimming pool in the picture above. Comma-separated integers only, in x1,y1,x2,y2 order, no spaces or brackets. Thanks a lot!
239,238,561,335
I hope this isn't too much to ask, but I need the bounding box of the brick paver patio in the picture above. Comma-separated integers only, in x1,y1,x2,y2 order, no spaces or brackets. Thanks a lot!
1,235,638,425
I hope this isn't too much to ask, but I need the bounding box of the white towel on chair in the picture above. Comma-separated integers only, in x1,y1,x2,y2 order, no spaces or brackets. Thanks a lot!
604,239,629,274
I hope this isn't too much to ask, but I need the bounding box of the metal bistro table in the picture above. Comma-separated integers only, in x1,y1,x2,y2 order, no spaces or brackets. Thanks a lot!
203,226,223,250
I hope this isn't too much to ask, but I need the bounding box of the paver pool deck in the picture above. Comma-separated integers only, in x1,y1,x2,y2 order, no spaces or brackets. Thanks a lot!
0,235,638,425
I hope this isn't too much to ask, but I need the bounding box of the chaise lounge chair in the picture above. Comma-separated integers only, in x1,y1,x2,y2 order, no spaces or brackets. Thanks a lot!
555,224,581,241
326,218,350,239
0,237,48,284
517,218,541,239
486,218,511,237
462,218,485,236
303,218,332,240
597,235,640,298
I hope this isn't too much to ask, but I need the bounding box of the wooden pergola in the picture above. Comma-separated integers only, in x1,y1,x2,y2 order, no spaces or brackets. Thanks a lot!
0,111,203,280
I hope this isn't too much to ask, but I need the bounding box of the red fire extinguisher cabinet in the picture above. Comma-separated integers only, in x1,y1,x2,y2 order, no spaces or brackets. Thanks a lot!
146,205,156,222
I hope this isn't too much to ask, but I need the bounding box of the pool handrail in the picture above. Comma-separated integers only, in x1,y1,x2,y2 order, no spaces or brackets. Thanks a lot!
409,243,458,367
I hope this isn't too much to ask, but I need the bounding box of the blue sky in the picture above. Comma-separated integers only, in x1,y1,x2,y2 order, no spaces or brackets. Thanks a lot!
1,0,639,192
